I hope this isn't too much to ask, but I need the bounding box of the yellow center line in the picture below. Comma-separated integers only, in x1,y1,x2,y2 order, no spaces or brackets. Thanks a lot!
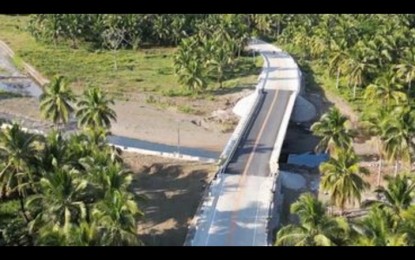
226,88,280,245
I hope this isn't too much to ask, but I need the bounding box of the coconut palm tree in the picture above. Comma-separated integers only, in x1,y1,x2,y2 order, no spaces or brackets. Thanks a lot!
328,41,349,90
396,47,415,94
173,41,208,94
27,166,88,233
352,207,408,246
76,87,117,130
80,158,132,201
252,14,273,36
311,107,354,153
343,47,375,99
34,224,67,246
208,44,231,89
92,190,143,246
0,123,38,222
319,148,370,215
360,107,391,186
65,133,93,170
36,221,104,246
363,174,415,220
177,60,207,93
363,71,407,107
275,193,350,246
83,126,123,164
40,75,76,129
382,107,415,176
401,205,415,245
83,126,110,148
309,35,328,60
35,130,70,173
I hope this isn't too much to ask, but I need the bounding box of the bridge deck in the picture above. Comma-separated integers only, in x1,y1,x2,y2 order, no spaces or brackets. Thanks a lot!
190,41,300,246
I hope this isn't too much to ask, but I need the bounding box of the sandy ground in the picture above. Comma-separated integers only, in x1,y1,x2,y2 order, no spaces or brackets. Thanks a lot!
279,170,320,226
112,98,235,152
123,152,217,246
0,90,250,153
0,91,250,153
110,88,253,152
0,97,42,121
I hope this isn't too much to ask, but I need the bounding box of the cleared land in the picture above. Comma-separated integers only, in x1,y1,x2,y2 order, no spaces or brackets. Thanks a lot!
124,153,217,246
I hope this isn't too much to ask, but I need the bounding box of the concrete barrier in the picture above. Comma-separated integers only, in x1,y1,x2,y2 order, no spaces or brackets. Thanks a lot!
112,144,216,163
218,91,258,165
1,122,46,135
0,122,216,163
268,47,301,175
218,39,270,169
184,172,225,246
218,52,267,171
266,48,302,244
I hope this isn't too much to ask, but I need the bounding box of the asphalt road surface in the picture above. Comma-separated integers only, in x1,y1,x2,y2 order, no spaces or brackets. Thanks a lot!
190,40,300,246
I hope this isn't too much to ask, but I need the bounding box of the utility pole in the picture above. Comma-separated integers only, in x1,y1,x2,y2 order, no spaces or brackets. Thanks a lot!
336,67,340,90
177,120,181,156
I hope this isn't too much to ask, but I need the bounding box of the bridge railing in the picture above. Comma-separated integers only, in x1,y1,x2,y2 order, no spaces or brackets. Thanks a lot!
266,49,302,245
218,52,269,173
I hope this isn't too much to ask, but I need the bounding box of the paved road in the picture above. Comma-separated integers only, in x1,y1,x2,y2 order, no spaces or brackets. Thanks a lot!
190,40,300,246
108,135,220,159
226,89,291,176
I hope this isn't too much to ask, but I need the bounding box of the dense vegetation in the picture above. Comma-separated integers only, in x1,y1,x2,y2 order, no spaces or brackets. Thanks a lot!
272,14,415,246
276,187,415,246
0,77,142,245
276,15,415,127
25,14,280,95
275,14,415,192
26,14,284,49
3,14,415,246
277,106,415,246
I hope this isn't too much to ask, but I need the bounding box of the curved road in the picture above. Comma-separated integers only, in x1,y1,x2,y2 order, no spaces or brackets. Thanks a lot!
189,40,300,246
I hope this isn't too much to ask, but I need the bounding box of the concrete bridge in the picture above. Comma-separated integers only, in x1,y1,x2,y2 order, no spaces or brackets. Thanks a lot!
185,39,301,246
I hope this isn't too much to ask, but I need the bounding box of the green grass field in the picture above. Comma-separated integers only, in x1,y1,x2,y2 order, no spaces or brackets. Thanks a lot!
0,15,263,99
